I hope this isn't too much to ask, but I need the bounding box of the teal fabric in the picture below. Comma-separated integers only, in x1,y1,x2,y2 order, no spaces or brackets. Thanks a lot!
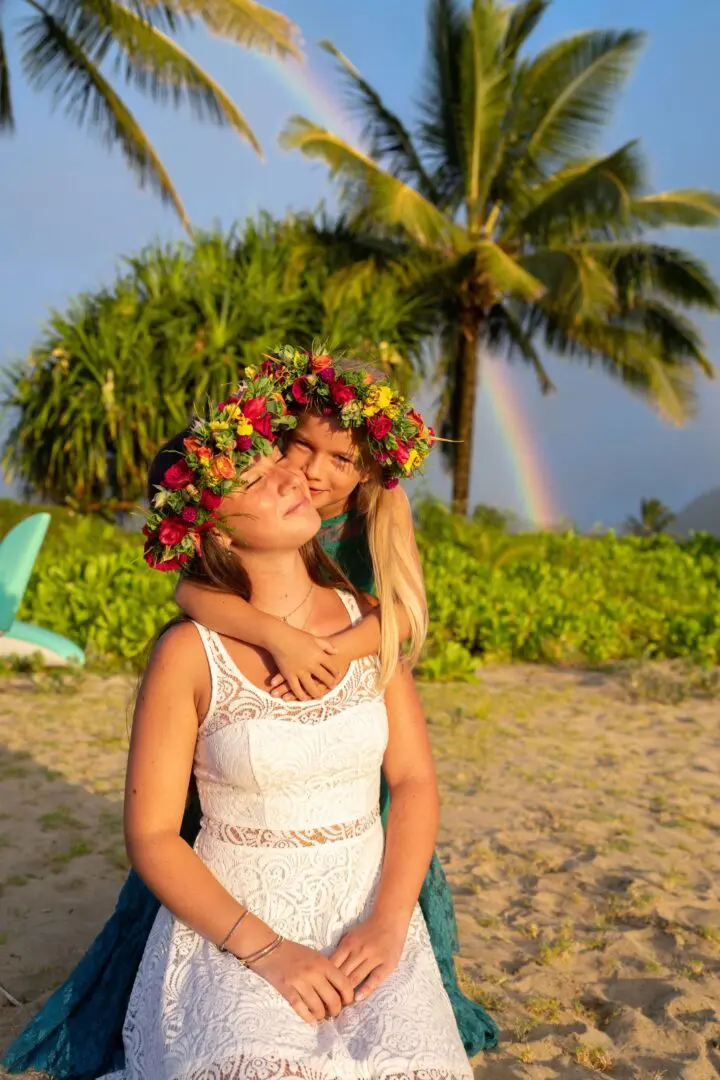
0,513,50,631
2,511,497,1077
7,620,86,666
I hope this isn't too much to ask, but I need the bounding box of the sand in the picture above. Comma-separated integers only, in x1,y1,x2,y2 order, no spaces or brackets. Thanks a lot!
0,663,718,1078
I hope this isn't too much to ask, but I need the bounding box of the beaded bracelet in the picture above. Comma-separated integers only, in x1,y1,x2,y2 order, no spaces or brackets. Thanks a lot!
237,933,284,968
217,910,249,953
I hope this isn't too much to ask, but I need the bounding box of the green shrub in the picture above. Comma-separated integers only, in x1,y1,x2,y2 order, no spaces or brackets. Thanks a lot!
5,499,720,672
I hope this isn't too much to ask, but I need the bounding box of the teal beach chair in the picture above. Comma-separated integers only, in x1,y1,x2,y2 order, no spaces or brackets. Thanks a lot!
0,512,85,666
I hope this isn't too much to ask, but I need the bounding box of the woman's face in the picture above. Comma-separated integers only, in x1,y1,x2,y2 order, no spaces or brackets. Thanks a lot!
282,414,369,519
220,448,321,552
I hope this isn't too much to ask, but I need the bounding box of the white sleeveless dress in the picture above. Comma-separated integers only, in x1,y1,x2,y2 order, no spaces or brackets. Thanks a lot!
106,591,472,1080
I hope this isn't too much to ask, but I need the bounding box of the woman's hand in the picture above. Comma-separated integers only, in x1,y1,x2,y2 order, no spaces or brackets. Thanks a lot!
251,939,355,1023
268,623,343,701
329,913,408,1003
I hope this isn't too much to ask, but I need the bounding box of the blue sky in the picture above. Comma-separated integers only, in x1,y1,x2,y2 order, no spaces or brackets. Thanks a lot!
2,0,719,527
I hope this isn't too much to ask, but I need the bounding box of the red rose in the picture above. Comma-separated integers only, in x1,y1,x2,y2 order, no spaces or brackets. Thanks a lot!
319,368,335,384
331,380,356,406
261,359,276,375
158,518,188,546
142,524,155,538
383,476,400,490
392,441,411,465
242,395,267,420
252,413,273,438
143,542,188,572
407,408,424,428
200,489,222,510
181,506,198,524
196,518,217,533
163,460,194,490
321,405,335,417
367,414,393,440
291,378,309,405
215,402,226,412
235,434,253,451
227,394,240,405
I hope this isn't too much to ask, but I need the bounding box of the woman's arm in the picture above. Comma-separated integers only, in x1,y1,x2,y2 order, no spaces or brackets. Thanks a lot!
175,579,342,700
329,664,438,999
126,623,354,1022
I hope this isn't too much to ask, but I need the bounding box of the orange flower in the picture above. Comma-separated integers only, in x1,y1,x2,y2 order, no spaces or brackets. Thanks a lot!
183,436,203,454
211,455,235,480
196,445,213,463
310,353,333,372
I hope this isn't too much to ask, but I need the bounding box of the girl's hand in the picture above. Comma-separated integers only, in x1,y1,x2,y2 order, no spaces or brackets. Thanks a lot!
251,939,355,1024
269,624,343,701
328,914,408,1003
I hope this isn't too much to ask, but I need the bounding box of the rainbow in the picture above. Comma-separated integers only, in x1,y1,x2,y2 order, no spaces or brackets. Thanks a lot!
260,54,559,528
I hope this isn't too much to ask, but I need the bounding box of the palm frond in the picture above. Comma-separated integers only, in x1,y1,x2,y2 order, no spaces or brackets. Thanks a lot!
520,247,617,319
487,302,556,393
476,240,545,302
503,0,549,60
21,0,189,228
79,0,262,152
416,0,466,210
0,18,13,131
628,298,713,377
463,0,513,224
516,29,644,163
139,0,299,56
318,40,436,198
280,116,461,249
586,241,720,312
508,141,645,242
631,190,720,229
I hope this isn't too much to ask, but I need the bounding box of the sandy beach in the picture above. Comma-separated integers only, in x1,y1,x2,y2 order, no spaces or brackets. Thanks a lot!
1,664,718,1078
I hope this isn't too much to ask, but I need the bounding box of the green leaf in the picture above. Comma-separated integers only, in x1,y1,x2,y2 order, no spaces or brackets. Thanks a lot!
631,190,720,229
144,0,300,57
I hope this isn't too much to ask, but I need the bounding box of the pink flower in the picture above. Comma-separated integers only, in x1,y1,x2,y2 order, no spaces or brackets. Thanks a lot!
383,477,399,490
331,380,356,406
235,434,253,451
252,413,273,439
158,518,188,546
319,368,335,384
163,460,195,490
181,506,198,524
242,395,267,420
321,405,335,417
291,378,309,405
367,414,392,440
200,489,222,510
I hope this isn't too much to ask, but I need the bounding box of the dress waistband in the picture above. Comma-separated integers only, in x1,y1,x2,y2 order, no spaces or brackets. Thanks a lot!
199,805,380,848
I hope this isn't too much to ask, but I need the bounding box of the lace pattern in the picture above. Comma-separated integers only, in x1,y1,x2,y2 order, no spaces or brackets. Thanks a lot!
200,806,380,847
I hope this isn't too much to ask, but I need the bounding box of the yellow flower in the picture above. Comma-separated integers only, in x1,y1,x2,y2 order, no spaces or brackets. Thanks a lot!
223,404,242,421
210,420,230,432
244,365,257,378
362,384,394,417
384,403,400,419
235,417,253,436
404,449,420,473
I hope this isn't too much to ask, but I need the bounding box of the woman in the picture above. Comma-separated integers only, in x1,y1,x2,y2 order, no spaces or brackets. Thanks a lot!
101,381,472,1076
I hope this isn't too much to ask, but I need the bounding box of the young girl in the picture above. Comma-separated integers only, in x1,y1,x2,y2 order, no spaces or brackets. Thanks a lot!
2,354,497,1080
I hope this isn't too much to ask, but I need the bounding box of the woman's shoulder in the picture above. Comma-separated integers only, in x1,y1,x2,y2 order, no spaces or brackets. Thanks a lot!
148,618,207,673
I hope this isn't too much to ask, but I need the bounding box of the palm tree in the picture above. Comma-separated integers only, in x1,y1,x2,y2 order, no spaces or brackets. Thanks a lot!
0,0,298,228
624,497,675,537
280,0,720,514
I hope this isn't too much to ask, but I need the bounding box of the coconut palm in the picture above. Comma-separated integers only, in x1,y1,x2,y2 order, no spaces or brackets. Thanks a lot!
624,497,675,537
0,0,298,227
281,0,720,514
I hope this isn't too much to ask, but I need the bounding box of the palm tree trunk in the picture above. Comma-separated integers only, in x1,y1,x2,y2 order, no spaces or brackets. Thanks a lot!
451,319,480,516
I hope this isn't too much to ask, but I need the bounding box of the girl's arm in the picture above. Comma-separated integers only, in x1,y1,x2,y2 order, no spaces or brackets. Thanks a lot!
175,579,342,700
126,623,354,1022
329,663,438,1000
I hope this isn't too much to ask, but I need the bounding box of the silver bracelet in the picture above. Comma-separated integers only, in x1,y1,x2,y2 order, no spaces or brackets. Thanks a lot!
218,910,249,952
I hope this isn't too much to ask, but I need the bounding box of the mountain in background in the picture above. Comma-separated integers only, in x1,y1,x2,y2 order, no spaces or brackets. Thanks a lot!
671,488,720,538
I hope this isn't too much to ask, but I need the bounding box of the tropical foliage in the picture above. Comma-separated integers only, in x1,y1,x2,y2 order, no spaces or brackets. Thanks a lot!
624,497,676,537
0,0,298,226
1,215,434,510
281,0,720,513
7,498,720,672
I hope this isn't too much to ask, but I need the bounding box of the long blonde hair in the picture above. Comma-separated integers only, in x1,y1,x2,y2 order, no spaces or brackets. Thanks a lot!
356,478,428,687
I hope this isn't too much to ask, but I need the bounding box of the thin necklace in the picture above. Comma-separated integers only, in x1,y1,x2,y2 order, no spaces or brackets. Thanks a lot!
265,580,315,624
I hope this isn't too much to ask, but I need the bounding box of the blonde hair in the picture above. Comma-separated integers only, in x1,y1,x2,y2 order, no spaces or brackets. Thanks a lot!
329,355,428,686
356,479,428,687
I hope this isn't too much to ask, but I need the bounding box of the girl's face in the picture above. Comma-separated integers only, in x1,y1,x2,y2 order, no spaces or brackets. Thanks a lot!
282,414,369,519
219,448,321,552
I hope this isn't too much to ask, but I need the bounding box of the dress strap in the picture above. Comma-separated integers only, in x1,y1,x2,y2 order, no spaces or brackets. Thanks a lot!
190,621,220,725
335,589,363,628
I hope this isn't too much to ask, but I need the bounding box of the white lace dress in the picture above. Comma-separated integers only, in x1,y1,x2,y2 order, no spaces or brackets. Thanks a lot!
105,591,472,1080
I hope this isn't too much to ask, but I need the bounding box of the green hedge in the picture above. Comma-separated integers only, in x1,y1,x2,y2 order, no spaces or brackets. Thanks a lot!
5,500,720,674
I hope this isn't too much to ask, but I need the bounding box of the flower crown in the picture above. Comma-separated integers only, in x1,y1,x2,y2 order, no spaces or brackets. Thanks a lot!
246,345,436,489
143,373,296,572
